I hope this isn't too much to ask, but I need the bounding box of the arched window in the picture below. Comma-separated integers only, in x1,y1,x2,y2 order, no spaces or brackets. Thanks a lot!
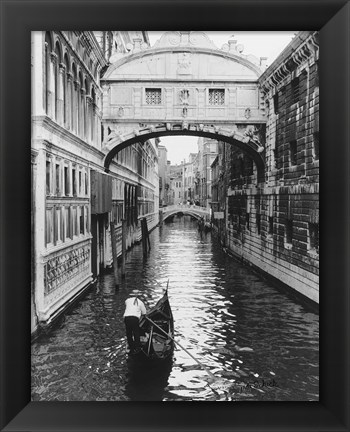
44,32,52,115
54,41,62,122
91,86,96,144
79,71,84,137
64,54,70,128
84,78,89,140
72,63,78,133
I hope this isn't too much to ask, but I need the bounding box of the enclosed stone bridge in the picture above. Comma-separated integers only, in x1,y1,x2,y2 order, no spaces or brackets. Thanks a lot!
101,31,267,181
161,204,210,221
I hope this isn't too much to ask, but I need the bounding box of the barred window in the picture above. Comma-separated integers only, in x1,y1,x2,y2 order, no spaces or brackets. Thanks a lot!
146,88,162,105
209,89,225,105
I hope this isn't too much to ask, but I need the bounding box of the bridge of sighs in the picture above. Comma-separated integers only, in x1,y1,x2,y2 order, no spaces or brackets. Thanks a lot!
100,31,267,181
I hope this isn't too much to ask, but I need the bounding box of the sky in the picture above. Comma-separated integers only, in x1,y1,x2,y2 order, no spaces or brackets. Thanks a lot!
148,31,296,165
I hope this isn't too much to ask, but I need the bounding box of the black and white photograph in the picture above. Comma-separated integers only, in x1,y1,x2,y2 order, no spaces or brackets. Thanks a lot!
30,30,320,402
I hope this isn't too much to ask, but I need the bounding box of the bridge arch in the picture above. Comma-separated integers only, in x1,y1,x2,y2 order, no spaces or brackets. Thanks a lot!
101,31,267,183
103,126,265,182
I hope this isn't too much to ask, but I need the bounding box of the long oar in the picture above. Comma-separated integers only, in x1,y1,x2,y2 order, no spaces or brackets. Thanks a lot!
145,316,216,381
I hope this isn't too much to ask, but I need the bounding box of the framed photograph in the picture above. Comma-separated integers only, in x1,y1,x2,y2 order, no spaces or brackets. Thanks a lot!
1,0,349,431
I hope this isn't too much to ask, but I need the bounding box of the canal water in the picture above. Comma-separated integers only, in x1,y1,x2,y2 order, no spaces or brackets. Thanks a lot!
31,216,319,401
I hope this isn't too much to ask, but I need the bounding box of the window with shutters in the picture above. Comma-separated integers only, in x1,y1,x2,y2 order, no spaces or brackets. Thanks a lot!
209,89,225,105
145,88,162,105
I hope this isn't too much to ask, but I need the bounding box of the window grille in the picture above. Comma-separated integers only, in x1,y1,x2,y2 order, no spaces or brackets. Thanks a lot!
209,89,225,105
146,88,162,105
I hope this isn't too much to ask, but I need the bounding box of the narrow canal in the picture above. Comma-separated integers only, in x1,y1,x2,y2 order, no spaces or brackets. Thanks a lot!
31,216,319,401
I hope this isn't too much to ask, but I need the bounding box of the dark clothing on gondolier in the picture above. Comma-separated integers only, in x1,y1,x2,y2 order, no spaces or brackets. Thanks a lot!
123,297,147,352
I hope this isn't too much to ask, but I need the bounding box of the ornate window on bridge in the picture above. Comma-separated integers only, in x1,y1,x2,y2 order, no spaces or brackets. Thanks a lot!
145,88,162,105
209,89,225,105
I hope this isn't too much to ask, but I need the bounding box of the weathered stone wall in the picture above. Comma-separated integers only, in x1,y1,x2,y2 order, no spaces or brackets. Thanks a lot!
222,32,319,303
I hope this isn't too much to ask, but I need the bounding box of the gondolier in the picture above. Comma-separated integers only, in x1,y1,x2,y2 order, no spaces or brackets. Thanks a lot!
123,295,147,354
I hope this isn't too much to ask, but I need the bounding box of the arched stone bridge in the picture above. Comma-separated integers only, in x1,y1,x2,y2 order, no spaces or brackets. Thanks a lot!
101,31,268,183
161,204,210,221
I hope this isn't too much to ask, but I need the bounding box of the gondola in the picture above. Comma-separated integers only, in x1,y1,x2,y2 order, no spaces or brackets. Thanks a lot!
137,282,174,361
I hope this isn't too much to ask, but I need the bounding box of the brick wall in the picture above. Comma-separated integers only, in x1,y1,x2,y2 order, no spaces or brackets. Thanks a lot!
221,32,319,303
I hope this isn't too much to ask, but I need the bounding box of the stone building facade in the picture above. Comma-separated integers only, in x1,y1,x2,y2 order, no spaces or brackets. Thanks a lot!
31,31,159,336
212,31,319,303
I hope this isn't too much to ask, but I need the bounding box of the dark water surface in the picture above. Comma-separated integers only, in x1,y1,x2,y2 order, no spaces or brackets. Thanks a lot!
31,217,319,401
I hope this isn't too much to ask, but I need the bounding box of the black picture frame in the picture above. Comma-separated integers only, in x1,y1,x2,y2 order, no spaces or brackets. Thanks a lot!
1,0,349,431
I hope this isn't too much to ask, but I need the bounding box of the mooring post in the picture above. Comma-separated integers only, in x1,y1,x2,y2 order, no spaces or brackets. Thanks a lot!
121,219,126,278
141,218,146,256
145,218,151,252
110,220,119,288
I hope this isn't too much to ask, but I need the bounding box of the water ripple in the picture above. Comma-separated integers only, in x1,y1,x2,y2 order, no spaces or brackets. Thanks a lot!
32,216,319,401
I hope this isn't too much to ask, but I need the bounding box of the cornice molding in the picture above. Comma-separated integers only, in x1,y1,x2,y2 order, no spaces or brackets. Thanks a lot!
259,31,319,94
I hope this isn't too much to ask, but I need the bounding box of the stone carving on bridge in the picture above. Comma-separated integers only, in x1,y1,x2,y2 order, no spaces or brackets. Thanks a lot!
102,121,266,158
177,53,192,75
243,125,265,152
154,31,217,50
179,89,190,105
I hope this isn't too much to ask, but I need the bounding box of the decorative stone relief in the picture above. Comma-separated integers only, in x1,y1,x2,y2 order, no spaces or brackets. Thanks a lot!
177,53,192,75
44,245,90,295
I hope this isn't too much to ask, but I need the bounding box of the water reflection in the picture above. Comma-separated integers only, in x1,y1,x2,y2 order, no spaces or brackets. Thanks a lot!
31,216,319,401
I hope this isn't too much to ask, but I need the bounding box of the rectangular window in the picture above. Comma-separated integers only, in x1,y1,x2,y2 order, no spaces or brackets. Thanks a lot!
308,222,319,253
209,89,225,105
246,213,250,230
55,164,60,195
268,216,274,235
80,206,85,235
45,208,53,245
313,132,319,161
291,77,300,104
55,207,61,243
72,207,77,236
61,207,66,242
85,206,89,233
79,171,82,195
65,207,71,239
46,160,51,195
285,219,293,245
64,166,69,196
72,168,77,196
290,140,297,166
85,172,88,195
145,88,162,105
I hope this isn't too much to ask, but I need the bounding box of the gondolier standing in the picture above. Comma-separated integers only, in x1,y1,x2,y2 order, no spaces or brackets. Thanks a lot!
123,295,147,354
